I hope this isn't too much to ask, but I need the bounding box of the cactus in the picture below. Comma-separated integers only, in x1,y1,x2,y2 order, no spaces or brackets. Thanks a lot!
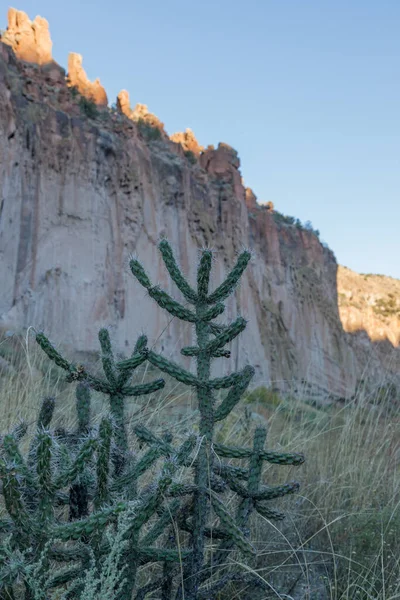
130,239,305,599
0,239,304,599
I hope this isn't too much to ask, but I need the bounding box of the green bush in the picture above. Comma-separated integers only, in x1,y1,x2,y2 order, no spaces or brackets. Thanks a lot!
137,118,162,141
184,150,197,164
79,96,99,119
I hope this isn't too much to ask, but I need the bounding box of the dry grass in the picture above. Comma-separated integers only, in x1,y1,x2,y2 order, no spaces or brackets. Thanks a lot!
1,329,399,599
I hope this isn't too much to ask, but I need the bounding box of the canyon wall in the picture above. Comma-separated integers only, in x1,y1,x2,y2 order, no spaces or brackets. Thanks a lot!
0,11,399,401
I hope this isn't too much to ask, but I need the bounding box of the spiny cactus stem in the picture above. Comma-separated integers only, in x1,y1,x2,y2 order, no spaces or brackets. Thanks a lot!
109,392,128,476
186,300,214,599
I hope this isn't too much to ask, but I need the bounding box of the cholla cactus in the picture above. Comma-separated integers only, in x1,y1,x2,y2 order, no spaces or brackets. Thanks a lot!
130,239,305,599
0,239,304,600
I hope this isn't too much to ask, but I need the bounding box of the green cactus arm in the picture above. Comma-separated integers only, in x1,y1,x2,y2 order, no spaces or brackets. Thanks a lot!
98,328,117,386
65,369,113,394
181,346,199,356
115,334,148,387
147,351,199,386
201,303,225,322
133,423,165,447
116,352,148,372
2,434,34,486
55,438,98,489
253,481,300,500
175,435,197,465
217,472,248,497
211,348,231,358
139,547,190,564
140,499,181,546
209,322,227,335
54,502,127,540
181,344,229,358
210,366,253,390
0,460,32,531
122,378,165,396
158,239,198,303
75,383,91,434
197,249,213,299
36,431,53,491
212,462,249,480
129,476,172,533
131,446,164,478
95,417,112,509
35,332,71,371
214,366,254,422
148,287,197,322
36,396,56,429
205,317,247,354
130,258,152,288
11,420,28,441
259,449,305,465
210,494,255,556
254,502,285,520
132,428,195,471
35,432,55,529
247,426,266,494
213,443,252,459
133,334,147,353
206,250,252,304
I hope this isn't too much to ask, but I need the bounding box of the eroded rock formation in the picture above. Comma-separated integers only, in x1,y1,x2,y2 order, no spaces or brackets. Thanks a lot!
117,89,165,132
0,10,399,402
67,52,108,106
1,7,52,65
170,128,203,155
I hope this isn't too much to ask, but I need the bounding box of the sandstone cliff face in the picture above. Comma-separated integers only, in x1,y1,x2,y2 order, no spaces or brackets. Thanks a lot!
0,30,398,401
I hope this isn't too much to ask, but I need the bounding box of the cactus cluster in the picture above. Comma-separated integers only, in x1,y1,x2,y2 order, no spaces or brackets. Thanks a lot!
0,240,305,599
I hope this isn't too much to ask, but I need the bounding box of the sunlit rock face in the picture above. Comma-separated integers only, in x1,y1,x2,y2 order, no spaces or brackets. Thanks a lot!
0,9,399,402
337,266,400,347
67,53,108,107
1,8,53,65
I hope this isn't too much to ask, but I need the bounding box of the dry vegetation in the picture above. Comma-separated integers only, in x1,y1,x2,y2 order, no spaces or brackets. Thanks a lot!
1,328,399,599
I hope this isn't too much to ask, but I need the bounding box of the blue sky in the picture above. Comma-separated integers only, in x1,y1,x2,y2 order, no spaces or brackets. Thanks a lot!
5,1,400,278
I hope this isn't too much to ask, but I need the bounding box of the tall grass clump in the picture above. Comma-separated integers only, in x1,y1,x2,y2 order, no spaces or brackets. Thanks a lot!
0,240,304,600
239,382,400,599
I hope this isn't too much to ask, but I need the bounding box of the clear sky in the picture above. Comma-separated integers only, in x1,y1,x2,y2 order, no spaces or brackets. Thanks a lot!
4,1,400,278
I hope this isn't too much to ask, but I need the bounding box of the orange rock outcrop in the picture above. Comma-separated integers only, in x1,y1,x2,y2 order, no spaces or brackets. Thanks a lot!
170,128,203,155
67,53,108,106
1,7,52,65
116,89,164,131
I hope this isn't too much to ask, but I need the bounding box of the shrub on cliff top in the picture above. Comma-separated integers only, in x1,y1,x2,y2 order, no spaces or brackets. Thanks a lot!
78,95,99,120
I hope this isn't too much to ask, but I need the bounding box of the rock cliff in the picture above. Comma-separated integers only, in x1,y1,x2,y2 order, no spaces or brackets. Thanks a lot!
0,10,399,401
